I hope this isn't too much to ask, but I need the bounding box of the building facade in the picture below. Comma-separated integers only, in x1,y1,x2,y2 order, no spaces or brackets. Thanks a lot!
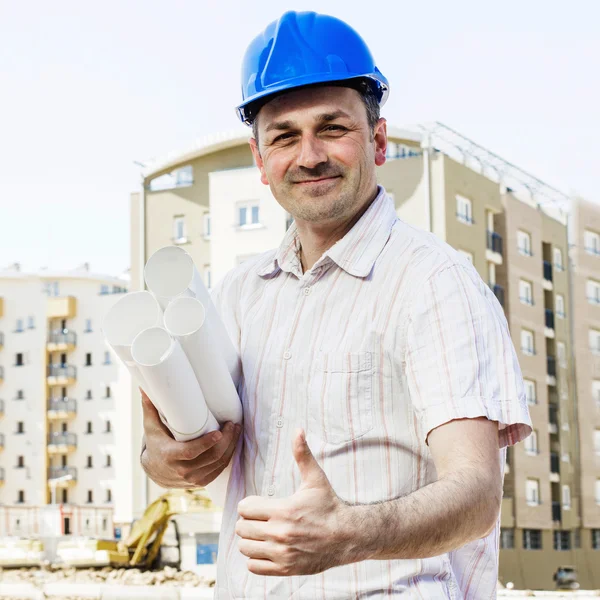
0,265,134,535
132,125,600,590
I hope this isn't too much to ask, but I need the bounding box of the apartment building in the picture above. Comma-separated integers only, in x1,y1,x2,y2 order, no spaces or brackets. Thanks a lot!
0,264,135,535
132,124,600,589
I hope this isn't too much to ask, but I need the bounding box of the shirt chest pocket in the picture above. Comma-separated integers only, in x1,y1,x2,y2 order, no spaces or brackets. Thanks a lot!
309,351,374,445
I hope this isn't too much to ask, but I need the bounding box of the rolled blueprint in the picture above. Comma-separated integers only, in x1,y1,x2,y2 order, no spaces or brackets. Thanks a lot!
131,326,231,508
144,246,241,385
101,291,163,392
164,297,243,425
130,326,218,441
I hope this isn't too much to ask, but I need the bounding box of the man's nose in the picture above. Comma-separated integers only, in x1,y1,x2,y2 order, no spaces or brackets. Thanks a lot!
296,134,328,170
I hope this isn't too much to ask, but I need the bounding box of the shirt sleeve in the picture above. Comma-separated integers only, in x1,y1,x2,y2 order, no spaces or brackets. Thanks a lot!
405,263,532,448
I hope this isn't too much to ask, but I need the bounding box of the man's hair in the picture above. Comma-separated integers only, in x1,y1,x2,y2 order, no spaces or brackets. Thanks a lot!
251,79,381,147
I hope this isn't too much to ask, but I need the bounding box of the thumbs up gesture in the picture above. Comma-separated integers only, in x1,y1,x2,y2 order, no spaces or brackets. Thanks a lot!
236,429,355,576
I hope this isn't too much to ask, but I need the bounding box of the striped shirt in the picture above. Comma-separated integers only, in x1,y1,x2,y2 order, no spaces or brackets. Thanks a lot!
211,187,532,599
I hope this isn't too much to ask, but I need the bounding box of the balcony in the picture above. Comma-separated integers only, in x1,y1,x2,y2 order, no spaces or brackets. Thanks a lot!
547,355,557,386
0,467,4,485
545,309,555,338
543,261,553,290
0,399,4,417
0,331,3,350
47,296,77,319
0,366,3,382
47,364,77,386
48,466,77,485
549,404,559,434
47,432,77,453
552,501,562,523
47,398,77,419
0,433,4,450
551,452,560,474
486,231,503,265
47,330,77,352
490,283,505,307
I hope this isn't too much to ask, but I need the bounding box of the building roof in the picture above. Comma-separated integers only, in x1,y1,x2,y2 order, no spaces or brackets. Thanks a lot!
0,264,129,285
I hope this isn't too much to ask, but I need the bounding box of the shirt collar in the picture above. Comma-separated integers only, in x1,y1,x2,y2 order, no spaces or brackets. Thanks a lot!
257,186,398,279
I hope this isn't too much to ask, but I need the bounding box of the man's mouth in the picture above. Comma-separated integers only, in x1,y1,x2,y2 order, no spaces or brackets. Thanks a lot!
294,176,341,185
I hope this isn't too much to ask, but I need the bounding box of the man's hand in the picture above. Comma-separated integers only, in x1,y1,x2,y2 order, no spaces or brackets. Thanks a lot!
140,389,242,489
236,429,352,576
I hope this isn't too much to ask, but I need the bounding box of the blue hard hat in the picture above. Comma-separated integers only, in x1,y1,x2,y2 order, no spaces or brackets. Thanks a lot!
236,11,389,126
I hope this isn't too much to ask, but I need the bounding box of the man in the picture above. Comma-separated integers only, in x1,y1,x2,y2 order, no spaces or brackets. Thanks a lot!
141,11,532,599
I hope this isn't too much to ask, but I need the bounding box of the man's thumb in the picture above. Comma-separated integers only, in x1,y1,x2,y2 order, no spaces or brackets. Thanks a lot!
293,429,328,487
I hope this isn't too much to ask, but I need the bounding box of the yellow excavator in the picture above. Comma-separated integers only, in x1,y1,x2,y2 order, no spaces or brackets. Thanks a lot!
56,489,216,569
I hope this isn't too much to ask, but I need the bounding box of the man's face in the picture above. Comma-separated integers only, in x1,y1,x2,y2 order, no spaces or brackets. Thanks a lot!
249,86,387,225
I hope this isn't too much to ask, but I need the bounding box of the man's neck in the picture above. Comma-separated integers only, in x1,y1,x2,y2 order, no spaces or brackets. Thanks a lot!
295,187,379,273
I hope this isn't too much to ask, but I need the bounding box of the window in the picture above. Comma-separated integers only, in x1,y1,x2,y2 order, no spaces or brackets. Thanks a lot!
590,329,600,354
17,456,24,468
15,352,24,366
521,329,535,356
85,353,92,366
562,485,571,509
524,430,538,455
203,213,211,239
15,318,24,332
523,379,536,405
593,529,600,550
205,266,211,290
105,420,111,433
500,528,514,549
523,529,542,550
103,351,111,365
526,479,540,506
106,489,112,503
84,319,92,333
86,421,93,434
587,279,600,305
553,530,571,551
517,230,532,256
16,421,24,434
585,230,600,255
27,316,35,329
16,389,24,400
595,479,600,505
148,165,193,191
173,215,187,243
237,201,260,227
595,429,600,455
458,250,474,264
87,490,93,504
100,284,109,295
86,456,93,468
106,455,112,468
17,490,25,504
456,195,473,224
557,342,567,368
555,294,565,317
553,247,564,270
519,280,533,305
105,386,111,398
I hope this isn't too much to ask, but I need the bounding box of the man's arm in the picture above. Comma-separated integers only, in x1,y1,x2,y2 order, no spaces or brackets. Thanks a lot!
342,416,501,562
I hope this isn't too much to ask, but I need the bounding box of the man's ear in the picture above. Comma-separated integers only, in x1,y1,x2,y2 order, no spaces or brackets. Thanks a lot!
249,138,269,185
373,118,387,167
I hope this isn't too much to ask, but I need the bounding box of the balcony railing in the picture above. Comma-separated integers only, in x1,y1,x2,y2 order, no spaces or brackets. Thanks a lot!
47,433,77,447
48,466,77,481
490,283,505,307
0,332,4,347
552,501,562,523
0,399,4,415
0,467,4,482
0,433,4,448
549,403,559,428
543,261,553,282
47,398,77,414
547,355,557,377
550,452,560,474
47,364,77,379
0,366,3,380
487,231,503,254
47,330,77,346
545,309,555,329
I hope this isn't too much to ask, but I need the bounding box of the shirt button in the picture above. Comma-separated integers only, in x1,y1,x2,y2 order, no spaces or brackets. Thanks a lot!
267,485,275,496
303,287,312,296
283,350,292,360
276,417,284,428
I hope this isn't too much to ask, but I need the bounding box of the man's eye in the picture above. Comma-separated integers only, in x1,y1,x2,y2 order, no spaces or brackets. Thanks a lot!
324,125,346,132
273,133,295,142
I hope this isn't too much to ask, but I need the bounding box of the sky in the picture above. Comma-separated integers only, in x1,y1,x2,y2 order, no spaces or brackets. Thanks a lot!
1,0,598,276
